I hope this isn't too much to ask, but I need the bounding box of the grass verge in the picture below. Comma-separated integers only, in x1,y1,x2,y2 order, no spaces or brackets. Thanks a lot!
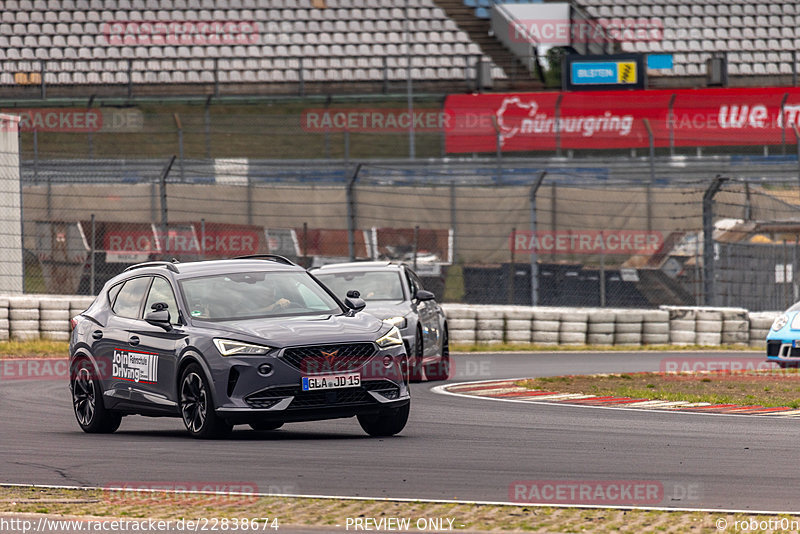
0,486,794,533
516,370,800,408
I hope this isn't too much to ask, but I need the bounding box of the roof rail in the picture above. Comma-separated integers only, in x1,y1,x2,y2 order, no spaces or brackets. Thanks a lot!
124,261,180,274
231,254,297,266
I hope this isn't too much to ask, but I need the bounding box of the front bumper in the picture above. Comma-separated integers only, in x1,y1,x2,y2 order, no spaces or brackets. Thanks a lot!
211,342,409,421
766,338,800,361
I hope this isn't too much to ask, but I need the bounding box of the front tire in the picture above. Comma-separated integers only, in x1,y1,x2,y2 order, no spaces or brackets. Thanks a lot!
357,402,410,437
179,363,231,439
425,328,450,381
71,358,121,434
409,329,424,382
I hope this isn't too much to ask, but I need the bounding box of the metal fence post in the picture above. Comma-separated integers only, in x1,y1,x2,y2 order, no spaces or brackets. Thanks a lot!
413,225,419,270
702,175,728,306
90,213,96,296
529,171,546,306
781,93,789,155
204,95,212,159
643,118,655,234
127,58,133,98
554,94,563,157
173,113,185,182
213,58,220,98
40,60,46,99
346,164,362,261
159,156,176,259
508,227,516,304
668,93,676,157
299,57,305,97
200,218,206,260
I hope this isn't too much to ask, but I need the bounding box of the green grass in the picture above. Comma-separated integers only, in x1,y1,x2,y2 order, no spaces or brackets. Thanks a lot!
0,485,795,533
515,370,800,408
25,99,449,161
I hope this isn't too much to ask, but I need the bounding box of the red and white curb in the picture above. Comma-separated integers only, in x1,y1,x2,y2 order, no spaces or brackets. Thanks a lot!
433,379,800,418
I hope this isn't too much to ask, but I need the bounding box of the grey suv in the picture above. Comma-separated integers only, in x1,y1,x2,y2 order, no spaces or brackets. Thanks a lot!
69,256,410,439
311,261,449,382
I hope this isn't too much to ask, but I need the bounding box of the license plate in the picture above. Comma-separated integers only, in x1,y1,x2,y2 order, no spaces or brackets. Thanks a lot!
302,373,360,391
794,340,800,348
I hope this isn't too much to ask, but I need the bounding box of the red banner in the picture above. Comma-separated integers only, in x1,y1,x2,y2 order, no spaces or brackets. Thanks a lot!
444,87,800,153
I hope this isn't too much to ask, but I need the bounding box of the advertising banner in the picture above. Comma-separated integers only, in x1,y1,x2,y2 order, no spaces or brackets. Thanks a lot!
444,87,800,153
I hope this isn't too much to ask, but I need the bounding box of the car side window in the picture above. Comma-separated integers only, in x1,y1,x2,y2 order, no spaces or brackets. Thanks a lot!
410,270,425,291
144,277,181,325
404,269,418,299
107,282,123,307
112,277,152,319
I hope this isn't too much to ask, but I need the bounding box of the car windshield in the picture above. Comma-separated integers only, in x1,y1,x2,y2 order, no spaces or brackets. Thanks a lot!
315,270,405,301
179,270,342,321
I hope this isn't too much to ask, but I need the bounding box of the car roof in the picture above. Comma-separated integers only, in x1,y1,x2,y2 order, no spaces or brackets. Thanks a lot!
311,261,405,273
122,257,305,278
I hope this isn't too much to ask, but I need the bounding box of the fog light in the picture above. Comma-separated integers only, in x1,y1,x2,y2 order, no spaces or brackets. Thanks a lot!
258,363,272,376
383,355,393,368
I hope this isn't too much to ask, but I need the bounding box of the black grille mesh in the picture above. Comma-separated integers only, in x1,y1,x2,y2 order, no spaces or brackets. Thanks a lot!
281,343,376,373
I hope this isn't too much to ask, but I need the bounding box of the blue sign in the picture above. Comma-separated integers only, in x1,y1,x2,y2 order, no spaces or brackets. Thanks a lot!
571,62,618,84
647,54,673,70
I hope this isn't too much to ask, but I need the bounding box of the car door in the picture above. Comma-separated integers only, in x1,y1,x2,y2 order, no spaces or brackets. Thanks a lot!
100,275,183,412
132,275,187,408
405,268,439,358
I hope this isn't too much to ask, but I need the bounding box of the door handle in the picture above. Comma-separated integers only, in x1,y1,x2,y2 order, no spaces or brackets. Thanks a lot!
92,331,103,340
129,336,140,346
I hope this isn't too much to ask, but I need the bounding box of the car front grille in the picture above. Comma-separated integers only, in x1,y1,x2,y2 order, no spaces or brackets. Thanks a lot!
244,380,400,409
281,343,377,373
767,340,781,357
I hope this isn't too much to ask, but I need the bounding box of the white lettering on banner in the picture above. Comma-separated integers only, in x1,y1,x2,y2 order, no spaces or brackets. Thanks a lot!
495,97,633,146
511,230,663,255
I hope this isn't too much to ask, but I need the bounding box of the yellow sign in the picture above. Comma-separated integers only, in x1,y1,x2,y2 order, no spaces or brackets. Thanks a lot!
617,62,637,83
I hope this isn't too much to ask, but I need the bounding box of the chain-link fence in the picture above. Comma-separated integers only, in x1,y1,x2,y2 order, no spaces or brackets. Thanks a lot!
15,152,800,311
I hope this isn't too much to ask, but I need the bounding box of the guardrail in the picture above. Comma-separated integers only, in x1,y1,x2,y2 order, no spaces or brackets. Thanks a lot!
0,295,779,348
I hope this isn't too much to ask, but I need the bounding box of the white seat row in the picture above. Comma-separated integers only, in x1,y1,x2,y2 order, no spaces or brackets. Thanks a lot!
0,66,488,85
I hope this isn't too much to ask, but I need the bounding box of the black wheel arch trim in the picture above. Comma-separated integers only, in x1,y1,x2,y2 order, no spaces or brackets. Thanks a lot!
176,349,221,411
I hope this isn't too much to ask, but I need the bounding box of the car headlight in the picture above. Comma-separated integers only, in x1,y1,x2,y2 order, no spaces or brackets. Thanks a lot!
213,339,271,356
790,314,800,331
383,316,408,329
773,314,790,331
376,326,403,348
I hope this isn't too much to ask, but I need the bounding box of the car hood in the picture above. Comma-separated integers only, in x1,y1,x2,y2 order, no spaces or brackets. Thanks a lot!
361,301,411,320
198,312,387,347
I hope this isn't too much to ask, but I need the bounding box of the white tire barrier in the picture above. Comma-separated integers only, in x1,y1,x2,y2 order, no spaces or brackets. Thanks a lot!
587,333,614,345
0,297,787,348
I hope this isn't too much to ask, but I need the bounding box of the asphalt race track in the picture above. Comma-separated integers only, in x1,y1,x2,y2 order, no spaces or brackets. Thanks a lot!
0,351,795,512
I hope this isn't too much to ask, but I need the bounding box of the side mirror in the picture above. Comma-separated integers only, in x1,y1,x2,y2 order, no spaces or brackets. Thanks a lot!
145,309,172,331
346,289,361,299
415,289,435,302
344,296,366,313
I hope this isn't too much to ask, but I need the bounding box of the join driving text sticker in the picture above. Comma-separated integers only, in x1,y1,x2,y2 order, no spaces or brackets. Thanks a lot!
112,349,159,384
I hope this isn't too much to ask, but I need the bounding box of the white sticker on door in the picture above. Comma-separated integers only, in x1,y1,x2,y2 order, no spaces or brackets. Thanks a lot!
112,348,159,384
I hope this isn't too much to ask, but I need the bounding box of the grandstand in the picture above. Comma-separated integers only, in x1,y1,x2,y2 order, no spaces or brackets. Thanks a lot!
0,0,544,96
575,0,799,83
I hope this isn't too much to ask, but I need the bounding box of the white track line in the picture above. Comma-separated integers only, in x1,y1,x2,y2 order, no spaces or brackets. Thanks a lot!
431,379,800,419
2,483,799,515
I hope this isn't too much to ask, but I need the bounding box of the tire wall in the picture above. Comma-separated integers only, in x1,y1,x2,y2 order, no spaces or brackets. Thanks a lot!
0,296,782,347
